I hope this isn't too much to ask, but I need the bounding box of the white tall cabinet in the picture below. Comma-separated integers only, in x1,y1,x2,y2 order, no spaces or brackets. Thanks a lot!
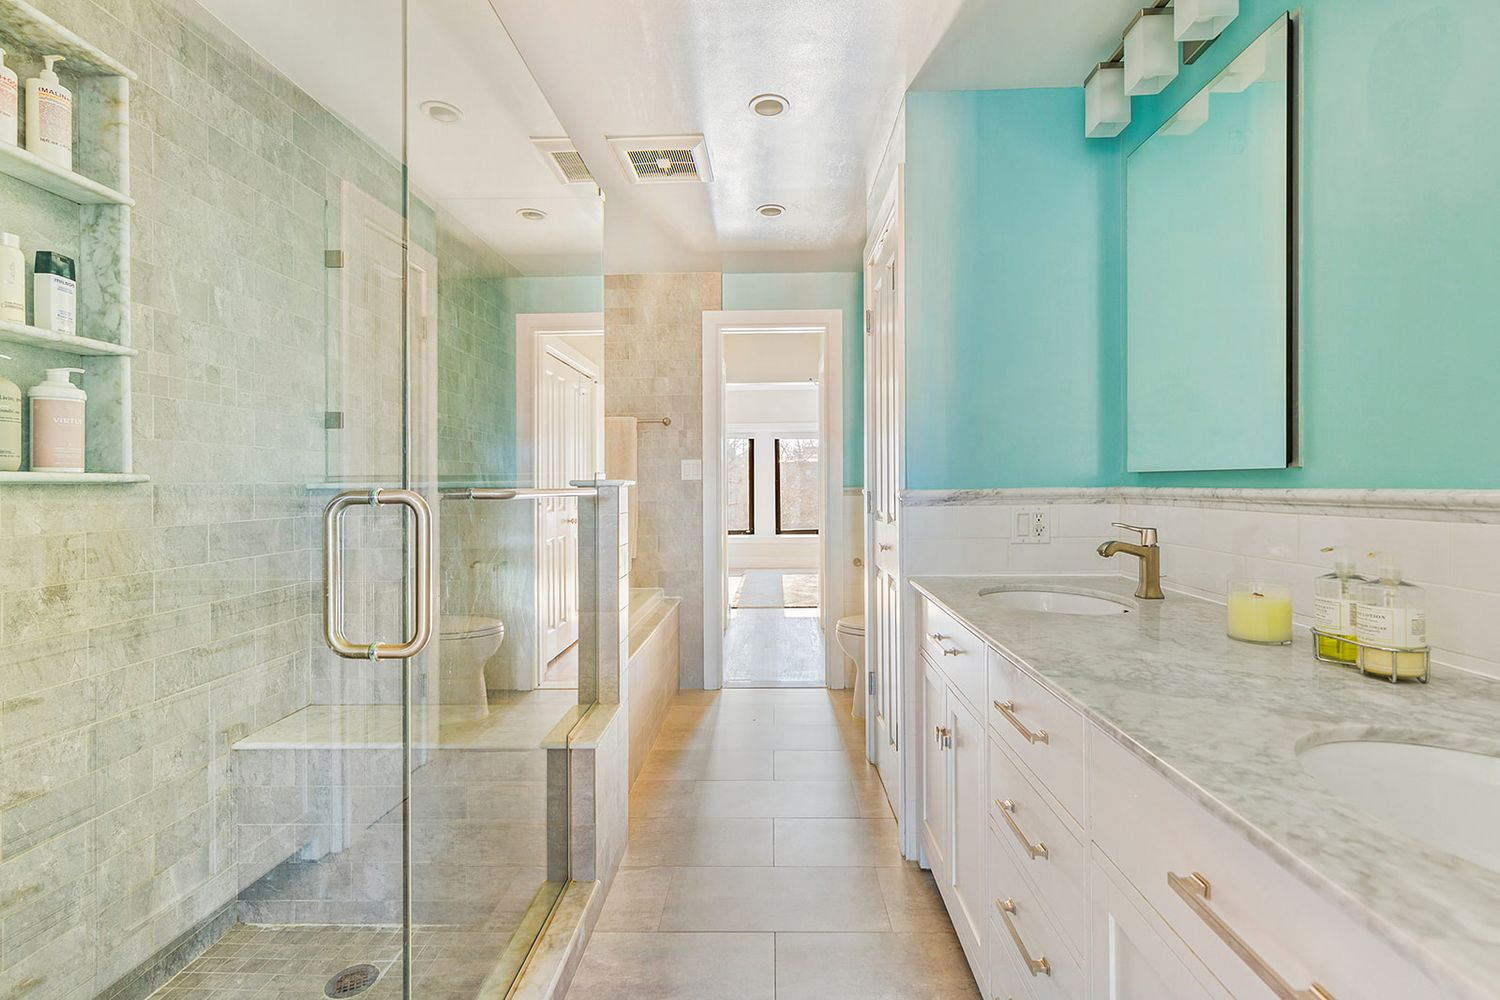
863,169,906,822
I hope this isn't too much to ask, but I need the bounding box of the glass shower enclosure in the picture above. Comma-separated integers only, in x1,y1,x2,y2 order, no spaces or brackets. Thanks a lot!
0,1,603,998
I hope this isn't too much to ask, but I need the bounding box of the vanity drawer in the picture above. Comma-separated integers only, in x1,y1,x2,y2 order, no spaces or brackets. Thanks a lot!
987,648,1085,827
988,737,1085,960
920,597,986,713
1088,726,1446,1000
987,823,1085,1000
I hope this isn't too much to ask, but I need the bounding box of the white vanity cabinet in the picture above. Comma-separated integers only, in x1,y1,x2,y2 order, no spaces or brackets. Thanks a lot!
919,645,988,971
915,591,1451,1000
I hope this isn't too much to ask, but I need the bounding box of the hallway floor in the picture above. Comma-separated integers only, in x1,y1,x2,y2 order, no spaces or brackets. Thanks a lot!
566,687,980,999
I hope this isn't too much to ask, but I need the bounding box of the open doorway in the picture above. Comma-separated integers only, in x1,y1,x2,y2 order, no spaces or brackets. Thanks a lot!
702,310,845,690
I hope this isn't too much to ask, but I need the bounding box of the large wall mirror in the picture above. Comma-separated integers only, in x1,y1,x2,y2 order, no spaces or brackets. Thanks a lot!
1125,14,1295,473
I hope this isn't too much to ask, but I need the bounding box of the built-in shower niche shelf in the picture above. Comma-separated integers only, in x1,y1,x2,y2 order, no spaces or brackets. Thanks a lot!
0,141,131,205
0,319,134,355
0,471,146,484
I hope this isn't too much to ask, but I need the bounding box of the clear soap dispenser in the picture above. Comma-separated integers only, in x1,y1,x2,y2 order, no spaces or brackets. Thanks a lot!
1312,547,1364,665
1355,552,1429,682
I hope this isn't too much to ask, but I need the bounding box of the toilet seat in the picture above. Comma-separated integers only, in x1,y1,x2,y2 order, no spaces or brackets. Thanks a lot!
440,615,506,640
835,615,865,637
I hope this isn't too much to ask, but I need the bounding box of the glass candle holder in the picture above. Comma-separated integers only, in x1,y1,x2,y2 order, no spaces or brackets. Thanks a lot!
1227,581,1293,645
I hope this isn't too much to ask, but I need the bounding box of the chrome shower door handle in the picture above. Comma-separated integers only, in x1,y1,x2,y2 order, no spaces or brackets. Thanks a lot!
323,488,435,660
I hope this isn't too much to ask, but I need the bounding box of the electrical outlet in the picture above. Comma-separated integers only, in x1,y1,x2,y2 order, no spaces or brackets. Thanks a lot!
681,459,702,481
1015,506,1050,544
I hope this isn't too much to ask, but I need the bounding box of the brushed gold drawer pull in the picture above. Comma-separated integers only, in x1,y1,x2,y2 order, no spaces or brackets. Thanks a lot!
997,798,1048,860
994,699,1049,745
995,898,1050,977
1168,872,1337,1000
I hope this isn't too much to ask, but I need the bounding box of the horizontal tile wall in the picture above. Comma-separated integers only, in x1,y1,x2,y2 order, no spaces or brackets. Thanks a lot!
1118,500,1500,681
901,493,1500,682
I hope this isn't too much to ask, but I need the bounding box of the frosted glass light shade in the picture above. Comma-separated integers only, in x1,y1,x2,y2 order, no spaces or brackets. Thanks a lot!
1123,8,1179,96
1161,90,1210,135
1174,0,1238,42
1084,62,1131,138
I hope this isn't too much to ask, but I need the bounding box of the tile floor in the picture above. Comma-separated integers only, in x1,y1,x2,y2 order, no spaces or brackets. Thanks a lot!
567,687,981,1000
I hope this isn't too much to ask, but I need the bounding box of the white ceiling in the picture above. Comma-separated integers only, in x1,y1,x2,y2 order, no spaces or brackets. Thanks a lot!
195,0,602,275
489,0,967,274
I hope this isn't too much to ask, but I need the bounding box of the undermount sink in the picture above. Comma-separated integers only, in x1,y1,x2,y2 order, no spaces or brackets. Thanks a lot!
1298,739,1500,875
980,589,1132,616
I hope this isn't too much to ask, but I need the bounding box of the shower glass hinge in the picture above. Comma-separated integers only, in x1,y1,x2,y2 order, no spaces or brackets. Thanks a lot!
324,249,345,268
324,411,344,429
868,671,876,695
864,308,872,334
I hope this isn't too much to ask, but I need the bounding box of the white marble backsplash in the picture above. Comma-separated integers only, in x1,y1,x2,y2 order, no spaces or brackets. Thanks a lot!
901,489,1500,682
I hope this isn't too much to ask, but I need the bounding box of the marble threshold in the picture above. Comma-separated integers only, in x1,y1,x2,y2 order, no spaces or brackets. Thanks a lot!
911,573,1500,999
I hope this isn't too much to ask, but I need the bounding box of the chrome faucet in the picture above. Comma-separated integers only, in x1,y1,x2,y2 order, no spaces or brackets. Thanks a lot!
1098,523,1164,600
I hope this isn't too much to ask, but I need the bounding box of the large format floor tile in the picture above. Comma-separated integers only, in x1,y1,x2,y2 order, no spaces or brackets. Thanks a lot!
568,688,977,1000
775,932,983,999
568,932,776,1000
657,866,890,932
773,816,906,867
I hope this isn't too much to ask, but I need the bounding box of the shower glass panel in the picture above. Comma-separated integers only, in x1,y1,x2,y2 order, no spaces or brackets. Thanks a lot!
0,1,600,998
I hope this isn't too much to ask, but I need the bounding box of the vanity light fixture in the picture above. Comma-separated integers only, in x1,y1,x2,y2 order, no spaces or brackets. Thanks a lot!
1160,89,1210,135
1174,0,1238,42
1083,62,1131,138
516,207,548,221
1123,7,1179,95
749,93,789,117
756,203,786,218
420,100,463,123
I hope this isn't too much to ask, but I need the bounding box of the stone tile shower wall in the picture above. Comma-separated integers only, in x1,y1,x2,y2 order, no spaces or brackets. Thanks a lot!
0,1,412,996
603,273,720,688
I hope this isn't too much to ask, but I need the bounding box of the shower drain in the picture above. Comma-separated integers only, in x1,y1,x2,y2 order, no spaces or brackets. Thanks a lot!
325,964,381,998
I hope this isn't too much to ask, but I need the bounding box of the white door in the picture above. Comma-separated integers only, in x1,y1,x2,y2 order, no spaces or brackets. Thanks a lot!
866,193,903,811
538,349,597,668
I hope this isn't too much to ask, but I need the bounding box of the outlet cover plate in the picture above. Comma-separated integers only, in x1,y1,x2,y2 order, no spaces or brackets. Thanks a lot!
681,459,702,481
1015,506,1050,544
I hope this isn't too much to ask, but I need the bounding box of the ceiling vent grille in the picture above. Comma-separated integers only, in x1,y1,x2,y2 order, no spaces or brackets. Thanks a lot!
607,134,714,184
531,137,595,186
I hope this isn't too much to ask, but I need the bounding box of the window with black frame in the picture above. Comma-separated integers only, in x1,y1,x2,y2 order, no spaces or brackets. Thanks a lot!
726,436,754,535
774,437,819,535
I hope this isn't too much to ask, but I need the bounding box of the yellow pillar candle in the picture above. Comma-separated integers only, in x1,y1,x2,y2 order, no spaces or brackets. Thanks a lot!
1227,582,1293,645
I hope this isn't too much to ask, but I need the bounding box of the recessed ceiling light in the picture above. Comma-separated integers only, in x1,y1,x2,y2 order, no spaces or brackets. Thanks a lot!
756,203,785,218
516,208,548,221
421,100,463,123
749,93,789,117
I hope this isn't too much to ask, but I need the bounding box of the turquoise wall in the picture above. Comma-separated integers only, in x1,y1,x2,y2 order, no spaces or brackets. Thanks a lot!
904,0,1500,490
904,88,1122,488
721,272,865,487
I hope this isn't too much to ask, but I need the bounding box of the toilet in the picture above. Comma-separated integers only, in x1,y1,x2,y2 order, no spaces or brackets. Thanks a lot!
834,615,865,718
437,615,505,709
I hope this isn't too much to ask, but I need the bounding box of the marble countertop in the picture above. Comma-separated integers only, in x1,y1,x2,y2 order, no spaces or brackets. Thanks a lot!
909,573,1500,999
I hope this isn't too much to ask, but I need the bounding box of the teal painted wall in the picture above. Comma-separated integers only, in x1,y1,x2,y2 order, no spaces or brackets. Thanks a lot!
721,272,865,487
1120,0,1500,487
904,88,1123,488
903,0,1499,490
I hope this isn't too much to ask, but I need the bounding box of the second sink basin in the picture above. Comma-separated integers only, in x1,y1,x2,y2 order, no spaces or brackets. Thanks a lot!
980,589,1132,615
1298,738,1500,876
